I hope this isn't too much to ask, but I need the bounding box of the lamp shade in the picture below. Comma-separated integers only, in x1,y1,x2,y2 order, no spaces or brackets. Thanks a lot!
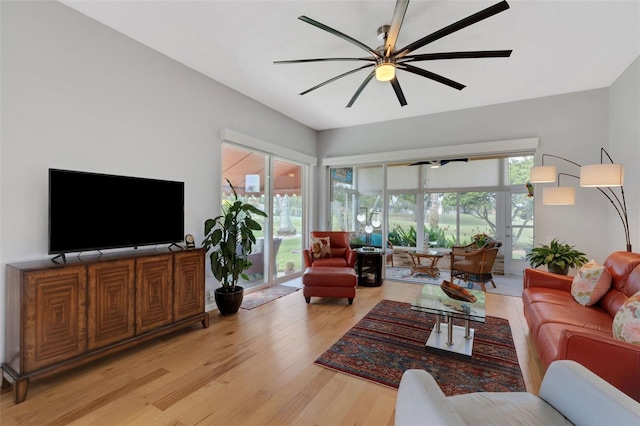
543,186,575,205
580,164,624,187
529,165,557,183
375,63,395,82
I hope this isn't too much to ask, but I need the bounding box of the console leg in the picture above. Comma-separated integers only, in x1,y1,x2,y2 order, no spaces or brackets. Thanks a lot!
201,314,210,329
14,378,28,404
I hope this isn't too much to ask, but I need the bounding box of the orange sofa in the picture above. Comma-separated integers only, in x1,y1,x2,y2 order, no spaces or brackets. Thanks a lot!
523,251,640,402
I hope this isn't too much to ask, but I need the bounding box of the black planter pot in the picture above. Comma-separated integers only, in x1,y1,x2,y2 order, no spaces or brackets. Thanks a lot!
547,265,570,275
214,286,244,316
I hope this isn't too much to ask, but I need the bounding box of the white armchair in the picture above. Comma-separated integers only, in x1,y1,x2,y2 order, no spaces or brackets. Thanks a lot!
395,360,640,426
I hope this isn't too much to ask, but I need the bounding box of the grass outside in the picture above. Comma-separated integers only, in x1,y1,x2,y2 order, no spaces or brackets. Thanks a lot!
389,212,494,246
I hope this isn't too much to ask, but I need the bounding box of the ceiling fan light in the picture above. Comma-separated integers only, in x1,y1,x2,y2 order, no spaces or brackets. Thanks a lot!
375,63,395,81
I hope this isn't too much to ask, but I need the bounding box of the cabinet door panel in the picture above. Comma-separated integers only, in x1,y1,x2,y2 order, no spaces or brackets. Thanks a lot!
87,259,135,350
24,266,87,372
136,255,173,333
173,250,205,320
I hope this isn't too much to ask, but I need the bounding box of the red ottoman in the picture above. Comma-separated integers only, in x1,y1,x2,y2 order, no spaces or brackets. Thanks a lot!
302,266,357,305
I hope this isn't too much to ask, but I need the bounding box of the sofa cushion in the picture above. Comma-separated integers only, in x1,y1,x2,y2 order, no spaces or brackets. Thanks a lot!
599,253,640,317
524,290,612,336
571,260,612,306
612,291,640,345
523,287,575,307
310,236,331,260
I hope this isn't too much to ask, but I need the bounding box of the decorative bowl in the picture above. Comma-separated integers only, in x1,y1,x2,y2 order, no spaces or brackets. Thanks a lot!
440,280,477,303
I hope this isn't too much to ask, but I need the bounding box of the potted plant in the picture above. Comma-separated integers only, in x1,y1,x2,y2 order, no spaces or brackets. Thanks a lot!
526,238,588,275
202,179,267,315
472,232,493,247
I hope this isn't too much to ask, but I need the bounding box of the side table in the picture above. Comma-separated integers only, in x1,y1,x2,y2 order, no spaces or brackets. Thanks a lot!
409,250,445,278
355,248,384,287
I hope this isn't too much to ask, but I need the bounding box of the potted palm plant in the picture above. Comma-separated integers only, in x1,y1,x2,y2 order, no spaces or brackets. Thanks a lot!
526,238,588,275
202,179,267,315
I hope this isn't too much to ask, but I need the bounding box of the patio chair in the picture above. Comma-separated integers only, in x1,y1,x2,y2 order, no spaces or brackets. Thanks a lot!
450,241,502,291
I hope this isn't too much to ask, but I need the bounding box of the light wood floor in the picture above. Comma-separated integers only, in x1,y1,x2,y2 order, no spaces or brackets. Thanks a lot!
1,281,545,425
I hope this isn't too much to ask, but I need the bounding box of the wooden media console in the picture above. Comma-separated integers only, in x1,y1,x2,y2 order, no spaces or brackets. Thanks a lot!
2,248,209,404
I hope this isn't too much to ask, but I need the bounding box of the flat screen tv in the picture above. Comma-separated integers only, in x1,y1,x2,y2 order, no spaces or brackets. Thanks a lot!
49,169,184,258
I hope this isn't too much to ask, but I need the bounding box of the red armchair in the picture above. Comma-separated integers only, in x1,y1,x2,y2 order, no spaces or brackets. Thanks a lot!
303,231,357,268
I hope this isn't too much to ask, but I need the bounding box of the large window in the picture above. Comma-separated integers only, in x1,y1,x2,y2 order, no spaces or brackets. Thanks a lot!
329,154,534,275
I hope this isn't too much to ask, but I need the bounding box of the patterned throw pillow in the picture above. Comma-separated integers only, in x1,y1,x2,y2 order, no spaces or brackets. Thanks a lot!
612,291,640,345
310,236,331,260
571,260,612,306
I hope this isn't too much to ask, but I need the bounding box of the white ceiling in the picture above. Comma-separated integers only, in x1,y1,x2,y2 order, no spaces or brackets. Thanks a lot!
60,0,640,131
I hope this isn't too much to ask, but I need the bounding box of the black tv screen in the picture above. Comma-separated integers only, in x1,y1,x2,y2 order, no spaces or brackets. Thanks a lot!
49,169,184,255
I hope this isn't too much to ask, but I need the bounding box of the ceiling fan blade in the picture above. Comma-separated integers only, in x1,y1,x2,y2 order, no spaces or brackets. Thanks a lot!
299,64,375,96
346,71,376,108
395,0,510,59
410,158,468,166
298,16,381,59
399,50,512,63
390,77,407,107
384,0,410,57
399,63,466,90
274,57,375,64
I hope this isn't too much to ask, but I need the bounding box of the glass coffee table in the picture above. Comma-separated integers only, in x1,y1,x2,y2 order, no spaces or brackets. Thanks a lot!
411,284,486,356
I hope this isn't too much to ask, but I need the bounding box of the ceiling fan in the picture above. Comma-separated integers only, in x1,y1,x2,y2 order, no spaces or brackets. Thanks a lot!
275,0,512,108
410,158,469,167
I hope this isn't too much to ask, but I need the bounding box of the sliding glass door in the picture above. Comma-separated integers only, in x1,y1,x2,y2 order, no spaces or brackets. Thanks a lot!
222,144,305,289
273,159,303,279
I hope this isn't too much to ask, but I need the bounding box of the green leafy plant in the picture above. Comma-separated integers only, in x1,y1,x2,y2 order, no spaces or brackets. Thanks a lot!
388,224,417,246
526,238,588,275
472,232,493,247
202,179,268,292
388,224,455,248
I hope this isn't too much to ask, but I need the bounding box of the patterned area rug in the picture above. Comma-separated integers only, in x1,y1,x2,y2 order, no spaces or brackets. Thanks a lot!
315,299,525,394
240,285,300,310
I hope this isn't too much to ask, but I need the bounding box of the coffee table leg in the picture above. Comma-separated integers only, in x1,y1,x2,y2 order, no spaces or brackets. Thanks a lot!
446,316,454,346
435,315,442,333
464,319,471,339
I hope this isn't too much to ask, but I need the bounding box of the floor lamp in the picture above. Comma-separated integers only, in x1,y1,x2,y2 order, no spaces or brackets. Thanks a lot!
357,207,381,249
529,148,631,252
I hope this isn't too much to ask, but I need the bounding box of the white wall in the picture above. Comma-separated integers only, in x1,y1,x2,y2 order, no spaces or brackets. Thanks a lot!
609,57,640,254
318,88,620,263
0,1,316,363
